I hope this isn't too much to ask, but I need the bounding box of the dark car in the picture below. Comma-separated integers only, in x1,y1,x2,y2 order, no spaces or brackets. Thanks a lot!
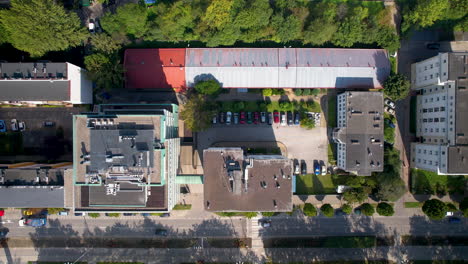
273,111,280,123
74,212,86,217
253,112,260,124
426,43,440,50
301,161,307,174
385,119,396,128
268,112,273,125
314,161,321,176
141,213,150,217
123,213,135,216
0,120,6,132
219,112,225,124
160,213,170,218
233,112,239,124
44,121,55,127
448,217,461,223
247,112,253,124
294,112,300,125
155,229,168,236
240,111,246,124
287,111,293,126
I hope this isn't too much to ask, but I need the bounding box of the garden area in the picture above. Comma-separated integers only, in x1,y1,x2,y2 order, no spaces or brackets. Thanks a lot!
410,169,468,195
295,174,336,195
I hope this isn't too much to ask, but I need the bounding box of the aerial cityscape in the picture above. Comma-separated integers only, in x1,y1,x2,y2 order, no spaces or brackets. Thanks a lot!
0,0,467,263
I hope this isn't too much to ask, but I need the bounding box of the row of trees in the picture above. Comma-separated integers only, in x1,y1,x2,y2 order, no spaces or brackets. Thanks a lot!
303,202,394,217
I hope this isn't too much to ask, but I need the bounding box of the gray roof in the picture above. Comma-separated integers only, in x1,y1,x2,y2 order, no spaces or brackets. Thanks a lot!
0,62,67,79
335,92,384,176
452,53,468,145
1,168,64,185
88,182,146,206
447,146,468,173
0,186,64,207
203,148,293,212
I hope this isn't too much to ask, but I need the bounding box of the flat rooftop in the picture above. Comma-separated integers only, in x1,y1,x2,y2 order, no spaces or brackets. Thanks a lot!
0,62,67,79
0,168,63,185
203,148,292,212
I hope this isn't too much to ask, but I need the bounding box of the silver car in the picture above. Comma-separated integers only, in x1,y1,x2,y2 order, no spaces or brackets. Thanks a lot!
226,111,232,125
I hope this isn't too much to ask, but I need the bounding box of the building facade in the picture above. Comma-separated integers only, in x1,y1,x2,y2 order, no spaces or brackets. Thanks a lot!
333,91,384,176
0,62,93,105
72,104,180,213
410,52,468,174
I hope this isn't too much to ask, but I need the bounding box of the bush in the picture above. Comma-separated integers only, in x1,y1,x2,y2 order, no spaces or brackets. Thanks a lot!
47,208,65,214
106,213,120,217
460,197,468,217
343,188,368,204
262,89,273,96
88,213,100,218
272,89,285,95
422,199,447,220
194,80,221,95
446,202,458,212
242,212,258,218
376,202,394,216
303,203,317,217
341,204,352,215
320,204,334,217
279,101,291,110
302,89,311,96
383,73,410,101
311,89,320,96
294,89,303,96
234,101,245,112
360,203,375,216
261,212,277,217
173,204,192,210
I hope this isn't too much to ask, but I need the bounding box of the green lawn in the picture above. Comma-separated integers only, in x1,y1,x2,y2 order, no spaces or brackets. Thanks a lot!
295,174,336,194
0,132,23,154
404,202,423,208
173,204,192,210
327,94,336,127
328,143,336,165
410,169,468,195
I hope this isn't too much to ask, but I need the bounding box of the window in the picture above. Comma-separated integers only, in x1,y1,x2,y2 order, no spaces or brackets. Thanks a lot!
429,108,433,112
434,118,439,122
444,59,447,63
434,107,439,112
440,106,445,111
436,128,439,132
444,72,447,76
429,151,432,155
434,139,438,143
430,64,433,69
435,151,438,155
423,119,427,122
430,74,433,79
418,149,421,154
423,109,428,113
429,118,433,122
425,66,427,70
424,150,427,154
442,151,445,155
430,98,433,102
442,128,446,132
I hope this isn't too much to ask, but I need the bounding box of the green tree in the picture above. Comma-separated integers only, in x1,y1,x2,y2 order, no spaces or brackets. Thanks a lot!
320,204,334,217
343,188,368,204
0,0,87,57
101,3,148,38
294,89,303,96
375,148,406,201
194,80,221,95
271,14,302,43
332,6,368,47
376,202,394,216
303,203,317,217
84,53,124,91
300,118,315,130
360,203,375,216
422,199,447,220
180,93,217,132
302,89,311,96
90,33,122,54
262,89,273,96
311,89,320,96
279,101,291,110
234,101,245,112
460,197,468,217
341,204,352,215
384,74,411,101
446,202,458,212
234,0,273,43
303,2,338,45
402,0,450,31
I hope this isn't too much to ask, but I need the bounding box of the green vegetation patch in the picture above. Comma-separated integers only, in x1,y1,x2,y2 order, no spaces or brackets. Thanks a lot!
295,174,336,195
215,212,258,218
404,202,423,208
173,204,192,210
327,94,336,128
411,169,467,195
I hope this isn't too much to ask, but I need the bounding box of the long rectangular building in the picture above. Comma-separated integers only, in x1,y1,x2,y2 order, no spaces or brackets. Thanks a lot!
124,48,391,90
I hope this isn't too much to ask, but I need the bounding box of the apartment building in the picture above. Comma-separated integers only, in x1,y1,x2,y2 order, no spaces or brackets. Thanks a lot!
71,104,180,213
333,91,384,176
410,52,468,174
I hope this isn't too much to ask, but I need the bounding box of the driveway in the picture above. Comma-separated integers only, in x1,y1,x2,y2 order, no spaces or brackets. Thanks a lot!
197,124,328,174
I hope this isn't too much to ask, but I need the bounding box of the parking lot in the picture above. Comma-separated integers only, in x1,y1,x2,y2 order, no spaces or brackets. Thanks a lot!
197,123,328,174
0,107,86,161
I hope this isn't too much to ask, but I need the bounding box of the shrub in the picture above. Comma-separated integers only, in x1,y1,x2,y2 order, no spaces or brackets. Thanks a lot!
47,208,65,214
279,101,291,110
302,89,311,96
234,101,245,111
194,79,221,95
261,212,276,217
106,213,120,217
422,199,447,220
242,212,258,218
272,89,285,95
360,203,375,216
88,213,100,218
311,89,320,96
300,117,315,130
262,88,273,96
341,204,352,215
303,203,317,217
294,89,303,96
446,202,458,212
320,204,334,217
376,202,394,216
460,197,468,217
343,188,368,204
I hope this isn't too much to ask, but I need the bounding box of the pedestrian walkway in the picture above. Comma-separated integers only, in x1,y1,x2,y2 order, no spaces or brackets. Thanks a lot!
250,216,266,258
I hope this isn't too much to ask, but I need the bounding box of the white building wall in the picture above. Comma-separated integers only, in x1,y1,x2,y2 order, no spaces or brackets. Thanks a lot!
337,93,347,128
411,143,441,172
337,143,346,170
67,63,93,104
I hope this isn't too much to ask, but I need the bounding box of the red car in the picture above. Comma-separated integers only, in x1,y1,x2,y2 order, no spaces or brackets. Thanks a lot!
273,111,280,123
240,112,246,124
253,112,260,124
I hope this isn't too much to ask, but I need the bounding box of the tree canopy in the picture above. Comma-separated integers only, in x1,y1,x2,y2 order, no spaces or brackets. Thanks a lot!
374,147,406,201
194,80,221,95
320,204,334,217
360,203,375,216
459,197,468,217
303,203,317,217
422,199,447,220
180,93,217,132
376,202,394,216
384,74,411,101
100,3,148,38
343,188,369,204
84,53,124,91
0,0,87,57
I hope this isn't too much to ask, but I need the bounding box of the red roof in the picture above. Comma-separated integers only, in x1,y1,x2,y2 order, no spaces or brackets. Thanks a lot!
124,49,186,89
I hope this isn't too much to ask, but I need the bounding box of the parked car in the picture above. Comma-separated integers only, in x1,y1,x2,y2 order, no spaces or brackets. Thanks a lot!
259,219,271,228
426,43,440,50
233,112,239,124
301,161,307,174
385,119,396,128
18,121,25,131
354,208,362,215
294,112,300,125
247,112,253,124
219,112,225,124
123,213,135,216
240,111,246,124
10,119,18,131
448,217,461,223
141,213,150,217
226,111,232,125
384,98,395,109
74,212,86,217
155,229,168,236
212,115,217,124
280,112,287,126
294,160,300,175
273,111,280,124
268,112,273,125
88,19,95,33
260,112,266,123
321,163,327,176
385,106,395,115
0,120,6,132
160,213,170,218
253,112,260,124
44,121,55,127
58,211,69,216
287,112,293,126
314,161,321,175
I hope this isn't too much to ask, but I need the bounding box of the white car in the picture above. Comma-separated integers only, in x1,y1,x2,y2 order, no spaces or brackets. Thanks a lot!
18,121,25,131
10,119,18,131
385,106,395,115
384,98,395,109
321,164,327,176
226,111,232,125
88,19,95,33
280,112,287,126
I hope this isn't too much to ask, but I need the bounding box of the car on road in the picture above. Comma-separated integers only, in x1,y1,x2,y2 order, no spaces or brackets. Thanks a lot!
301,161,307,174
155,229,168,236
260,112,266,123
294,112,300,125
448,217,461,223
259,219,271,228
226,111,232,125
219,112,225,124
11,119,18,131
314,162,321,175
273,111,280,124
212,115,217,124
280,112,287,126
426,43,440,50
253,112,260,124
18,121,25,131
268,112,273,125
44,121,55,127
160,213,170,218
240,112,246,124
233,112,239,124
0,120,6,132
74,212,86,217
247,112,253,124
123,213,135,216
287,112,293,126
384,98,395,109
